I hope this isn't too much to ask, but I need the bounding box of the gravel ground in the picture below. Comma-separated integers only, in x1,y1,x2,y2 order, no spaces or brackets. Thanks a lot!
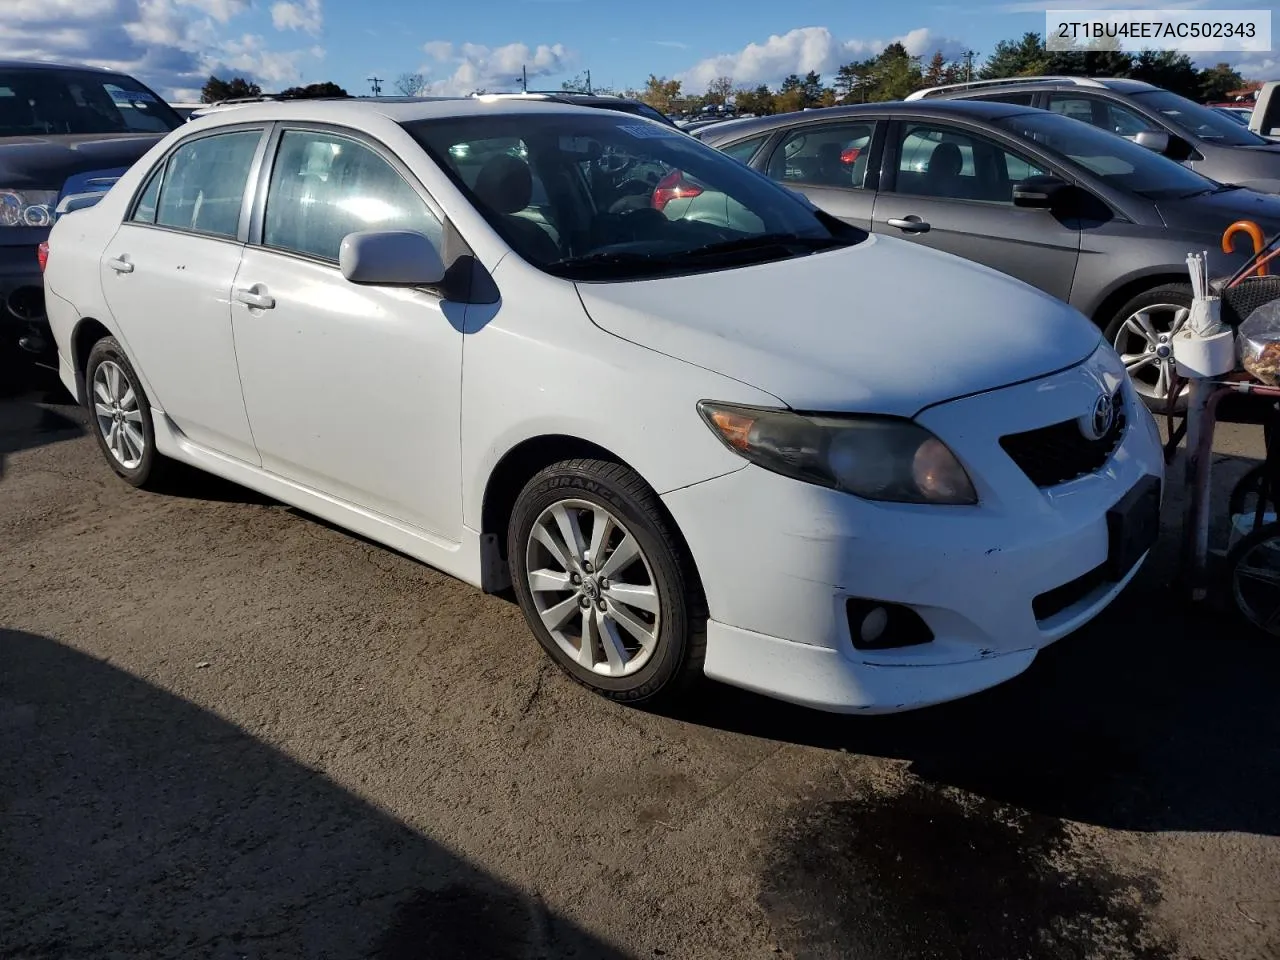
2,365,1279,960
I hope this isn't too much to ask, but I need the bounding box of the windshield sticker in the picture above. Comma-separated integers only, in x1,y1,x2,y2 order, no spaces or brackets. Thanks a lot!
109,88,158,104
617,123,679,138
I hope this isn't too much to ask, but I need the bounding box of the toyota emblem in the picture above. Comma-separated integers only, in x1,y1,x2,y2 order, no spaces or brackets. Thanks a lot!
1080,393,1115,441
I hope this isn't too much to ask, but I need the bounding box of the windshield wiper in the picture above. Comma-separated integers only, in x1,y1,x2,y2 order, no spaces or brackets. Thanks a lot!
1175,183,1244,199
680,233,847,259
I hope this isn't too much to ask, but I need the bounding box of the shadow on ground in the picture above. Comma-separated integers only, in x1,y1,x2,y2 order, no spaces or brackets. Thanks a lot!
671,514,1280,841
0,629,629,959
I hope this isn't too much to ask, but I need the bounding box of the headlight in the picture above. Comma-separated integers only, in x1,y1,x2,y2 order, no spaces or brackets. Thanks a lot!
698,401,978,505
0,189,58,227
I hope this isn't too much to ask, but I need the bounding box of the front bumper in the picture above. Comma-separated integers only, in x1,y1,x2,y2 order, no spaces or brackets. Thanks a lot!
661,343,1165,713
0,242,51,358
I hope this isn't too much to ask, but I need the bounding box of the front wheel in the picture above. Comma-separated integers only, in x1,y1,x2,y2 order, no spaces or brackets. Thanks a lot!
1103,284,1193,413
508,458,705,705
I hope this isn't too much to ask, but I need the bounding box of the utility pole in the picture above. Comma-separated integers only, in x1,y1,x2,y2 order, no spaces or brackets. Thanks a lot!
962,50,977,83
585,69,592,94
519,65,527,93
367,75,383,96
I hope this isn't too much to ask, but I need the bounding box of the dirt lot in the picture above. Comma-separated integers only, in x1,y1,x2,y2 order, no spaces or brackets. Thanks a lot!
3,366,1279,960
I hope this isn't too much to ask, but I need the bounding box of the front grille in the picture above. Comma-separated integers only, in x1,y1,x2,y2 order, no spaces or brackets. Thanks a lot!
999,389,1126,488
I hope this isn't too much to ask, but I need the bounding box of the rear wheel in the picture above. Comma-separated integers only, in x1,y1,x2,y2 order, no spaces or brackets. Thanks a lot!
1103,283,1193,412
84,336,167,488
508,458,705,705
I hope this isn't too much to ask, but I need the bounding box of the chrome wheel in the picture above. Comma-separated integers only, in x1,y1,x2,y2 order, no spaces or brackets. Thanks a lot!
525,499,660,677
1113,303,1190,406
92,360,145,470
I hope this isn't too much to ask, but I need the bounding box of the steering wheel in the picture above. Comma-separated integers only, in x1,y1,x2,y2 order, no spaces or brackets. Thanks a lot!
597,152,634,175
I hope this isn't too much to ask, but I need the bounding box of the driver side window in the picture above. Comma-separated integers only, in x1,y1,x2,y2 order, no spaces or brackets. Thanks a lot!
768,122,876,189
891,123,1047,203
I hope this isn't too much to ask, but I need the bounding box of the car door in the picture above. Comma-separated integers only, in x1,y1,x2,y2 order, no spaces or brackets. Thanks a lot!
99,125,267,464
758,120,881,229
873,118,1080,302
229,125,463,541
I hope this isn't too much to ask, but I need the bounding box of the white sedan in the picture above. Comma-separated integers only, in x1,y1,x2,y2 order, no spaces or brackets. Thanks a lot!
42,98,1165,713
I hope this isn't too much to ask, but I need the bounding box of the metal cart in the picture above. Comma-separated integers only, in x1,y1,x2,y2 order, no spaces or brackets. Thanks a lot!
1168,226,1280,631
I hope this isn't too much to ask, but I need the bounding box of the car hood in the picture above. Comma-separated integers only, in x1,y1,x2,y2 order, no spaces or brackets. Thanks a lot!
1155,185,1280,234
574,233,1104,417
0,133,164,191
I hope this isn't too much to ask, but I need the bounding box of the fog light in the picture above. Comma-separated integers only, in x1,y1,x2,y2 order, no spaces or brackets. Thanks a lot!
847,598,933,650
859,606,889,644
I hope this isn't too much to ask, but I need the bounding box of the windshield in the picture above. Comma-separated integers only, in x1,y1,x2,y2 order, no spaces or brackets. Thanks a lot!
404,112,861,280
0,69,182,137
1131,89,1268,146
996,110,1223,200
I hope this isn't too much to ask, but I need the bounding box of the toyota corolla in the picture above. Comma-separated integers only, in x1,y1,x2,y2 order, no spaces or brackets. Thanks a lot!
41,98,1164,713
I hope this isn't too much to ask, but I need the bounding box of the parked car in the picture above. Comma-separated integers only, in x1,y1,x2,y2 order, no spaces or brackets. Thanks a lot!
905,76,1280,193
473,91,678,127
698,99,1280,410
0,59,184,365
1214,106,1253,127
42,98,1163,714
168,102,203,121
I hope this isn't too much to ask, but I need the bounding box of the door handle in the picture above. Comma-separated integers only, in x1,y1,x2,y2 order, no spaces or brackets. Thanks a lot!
886,216,930,234
106,256,134,274
234,285,275,310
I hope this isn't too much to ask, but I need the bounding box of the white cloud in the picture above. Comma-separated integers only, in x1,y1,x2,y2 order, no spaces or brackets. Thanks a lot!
176,0,249,21
418,39,574,94
271,0,322,35
423,40,454,62
1221,53,1280,80
678,26,968,90
1,0,324,99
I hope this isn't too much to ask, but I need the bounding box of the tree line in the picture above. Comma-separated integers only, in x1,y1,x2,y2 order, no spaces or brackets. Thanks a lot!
200,76,349,103
200,30,1248,116
606,32,1248,117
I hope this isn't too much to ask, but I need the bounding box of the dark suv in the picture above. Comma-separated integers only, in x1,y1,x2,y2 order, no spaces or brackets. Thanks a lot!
0,60,184,366
907,76,1280,193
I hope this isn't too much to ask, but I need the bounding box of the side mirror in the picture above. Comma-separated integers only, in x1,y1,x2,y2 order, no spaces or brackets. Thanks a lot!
339,230,446,286
1012,175,1070,209
1133,130,1171,155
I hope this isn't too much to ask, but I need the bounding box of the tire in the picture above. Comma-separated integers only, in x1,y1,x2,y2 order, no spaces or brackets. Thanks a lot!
1224,519,1280,637
84,336,167,488
508,458,705,706
1102,283,1194,414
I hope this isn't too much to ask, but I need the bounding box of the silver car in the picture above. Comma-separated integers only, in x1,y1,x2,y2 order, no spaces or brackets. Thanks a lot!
698,98,1280,411
906,76,1280,194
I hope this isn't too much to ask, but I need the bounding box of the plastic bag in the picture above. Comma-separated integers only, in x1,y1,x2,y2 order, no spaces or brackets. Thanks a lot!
1238,299,1280,385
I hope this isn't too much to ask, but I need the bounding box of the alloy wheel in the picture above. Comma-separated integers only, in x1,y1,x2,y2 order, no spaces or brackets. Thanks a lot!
92,360,146,470
525,499,661,677
1113,303,1190,407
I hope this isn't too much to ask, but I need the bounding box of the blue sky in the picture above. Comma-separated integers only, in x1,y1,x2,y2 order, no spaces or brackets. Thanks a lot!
4,0,1278,102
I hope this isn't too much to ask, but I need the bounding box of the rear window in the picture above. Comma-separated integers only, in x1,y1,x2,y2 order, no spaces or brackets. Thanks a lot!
0,69,183,137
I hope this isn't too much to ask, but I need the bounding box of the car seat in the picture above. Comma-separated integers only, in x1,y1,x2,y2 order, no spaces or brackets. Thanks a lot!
923,141,964,198
817,143,846,186
472,155,561,264
0,95,36,133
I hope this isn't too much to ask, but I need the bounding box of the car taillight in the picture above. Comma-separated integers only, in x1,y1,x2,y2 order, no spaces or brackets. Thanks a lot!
840,147,861,165
652,170,703,212
37,241,49,272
